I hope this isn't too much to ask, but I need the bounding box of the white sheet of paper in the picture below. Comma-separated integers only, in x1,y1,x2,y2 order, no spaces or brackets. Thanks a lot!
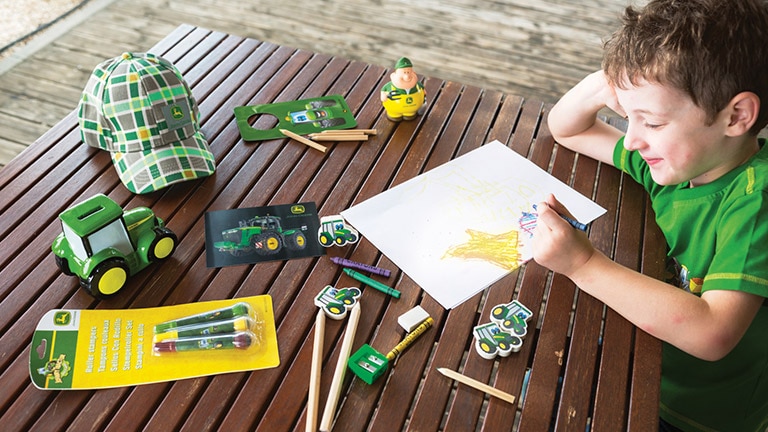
341,140,606,309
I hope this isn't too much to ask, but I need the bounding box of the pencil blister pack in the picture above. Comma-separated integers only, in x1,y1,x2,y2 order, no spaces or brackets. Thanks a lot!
151,301,265,356
30,295,279,390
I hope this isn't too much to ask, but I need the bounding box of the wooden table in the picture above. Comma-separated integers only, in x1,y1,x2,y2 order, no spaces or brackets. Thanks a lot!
0,25,663,431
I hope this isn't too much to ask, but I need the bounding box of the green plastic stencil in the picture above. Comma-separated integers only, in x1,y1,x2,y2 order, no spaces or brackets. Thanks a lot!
234,95,357,141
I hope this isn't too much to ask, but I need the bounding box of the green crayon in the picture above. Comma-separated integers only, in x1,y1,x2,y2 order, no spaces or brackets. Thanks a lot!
343,268,401,298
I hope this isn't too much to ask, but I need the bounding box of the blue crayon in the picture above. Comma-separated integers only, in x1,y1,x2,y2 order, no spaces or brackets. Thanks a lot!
559,214,588,232
330,256,391,277
533,204,588,232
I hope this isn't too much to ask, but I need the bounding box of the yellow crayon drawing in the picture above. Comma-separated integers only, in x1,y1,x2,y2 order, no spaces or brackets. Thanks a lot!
443,229,522,271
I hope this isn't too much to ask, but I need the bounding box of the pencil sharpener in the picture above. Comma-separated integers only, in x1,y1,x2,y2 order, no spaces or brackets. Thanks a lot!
348,344,388,384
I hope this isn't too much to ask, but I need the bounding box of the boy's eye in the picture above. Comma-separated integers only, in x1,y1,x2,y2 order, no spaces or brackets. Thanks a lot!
644,122,663,129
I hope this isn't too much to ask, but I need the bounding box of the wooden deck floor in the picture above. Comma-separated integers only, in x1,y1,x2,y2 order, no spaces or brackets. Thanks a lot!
0,0,629,168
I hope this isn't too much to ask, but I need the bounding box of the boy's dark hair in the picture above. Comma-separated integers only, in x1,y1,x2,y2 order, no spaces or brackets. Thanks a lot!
603,0,768,135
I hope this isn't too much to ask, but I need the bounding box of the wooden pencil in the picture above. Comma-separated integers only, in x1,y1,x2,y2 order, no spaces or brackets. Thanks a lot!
309,134,368,142
319,302,362,432
437,367,516,404
318,128,377,135
306,310,326,432
279,128,327,153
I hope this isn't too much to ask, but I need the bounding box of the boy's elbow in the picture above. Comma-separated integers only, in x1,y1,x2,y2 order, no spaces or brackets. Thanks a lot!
637,320,739,362
690,330,741,362
545,108,569,142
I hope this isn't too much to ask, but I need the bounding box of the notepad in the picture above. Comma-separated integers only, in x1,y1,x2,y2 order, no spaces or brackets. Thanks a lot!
341,141,606,309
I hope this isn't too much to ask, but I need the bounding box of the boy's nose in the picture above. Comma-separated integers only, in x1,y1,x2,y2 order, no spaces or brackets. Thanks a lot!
623,125,645,151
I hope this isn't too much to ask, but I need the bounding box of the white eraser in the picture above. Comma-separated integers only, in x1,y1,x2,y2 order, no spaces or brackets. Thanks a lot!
398,306,430,332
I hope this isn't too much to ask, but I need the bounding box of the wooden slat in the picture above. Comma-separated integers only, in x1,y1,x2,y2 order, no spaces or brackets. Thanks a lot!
628,195,665,431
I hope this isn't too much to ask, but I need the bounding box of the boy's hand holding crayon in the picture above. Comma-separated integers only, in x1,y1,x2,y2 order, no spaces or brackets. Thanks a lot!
531,194,595,279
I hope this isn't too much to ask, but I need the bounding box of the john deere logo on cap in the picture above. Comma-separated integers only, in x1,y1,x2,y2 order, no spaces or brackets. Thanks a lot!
162,101,193,131
171,105,184,120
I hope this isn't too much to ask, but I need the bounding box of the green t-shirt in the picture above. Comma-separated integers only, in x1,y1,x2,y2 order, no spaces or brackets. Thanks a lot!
614,138,768,432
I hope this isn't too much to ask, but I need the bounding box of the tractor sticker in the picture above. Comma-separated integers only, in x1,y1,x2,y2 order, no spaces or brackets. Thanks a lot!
205,202,325,268
318,215,359,247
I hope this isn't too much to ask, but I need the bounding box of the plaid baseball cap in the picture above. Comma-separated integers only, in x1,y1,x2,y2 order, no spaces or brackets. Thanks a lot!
78,52,215,194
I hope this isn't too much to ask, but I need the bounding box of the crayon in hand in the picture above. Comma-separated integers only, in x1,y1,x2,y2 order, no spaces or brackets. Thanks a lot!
533,203,588,232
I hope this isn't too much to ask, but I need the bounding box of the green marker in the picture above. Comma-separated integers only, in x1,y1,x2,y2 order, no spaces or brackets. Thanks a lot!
343,268,401,298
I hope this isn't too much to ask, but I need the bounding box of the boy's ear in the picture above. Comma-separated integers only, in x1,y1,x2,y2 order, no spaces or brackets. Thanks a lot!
725,92,760,136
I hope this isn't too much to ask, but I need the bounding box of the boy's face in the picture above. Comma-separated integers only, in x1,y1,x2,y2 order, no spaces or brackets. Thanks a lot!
615,78,734,187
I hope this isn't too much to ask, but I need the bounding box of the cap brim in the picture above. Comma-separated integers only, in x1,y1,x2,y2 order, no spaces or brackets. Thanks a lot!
111,132,216,194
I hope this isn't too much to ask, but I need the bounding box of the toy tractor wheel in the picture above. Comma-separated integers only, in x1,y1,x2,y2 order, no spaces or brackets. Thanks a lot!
54,255,74,276
334,235,347,247
149,227,178,261
85,259,129,298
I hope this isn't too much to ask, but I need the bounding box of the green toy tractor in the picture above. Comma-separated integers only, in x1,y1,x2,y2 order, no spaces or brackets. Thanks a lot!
52,194,177,298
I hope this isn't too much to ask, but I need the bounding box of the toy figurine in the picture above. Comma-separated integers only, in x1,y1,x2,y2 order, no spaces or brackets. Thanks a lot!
380,57,426,121
51,194,177,298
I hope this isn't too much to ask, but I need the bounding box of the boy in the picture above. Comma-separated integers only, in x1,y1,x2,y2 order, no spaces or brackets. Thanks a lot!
534,0,768,430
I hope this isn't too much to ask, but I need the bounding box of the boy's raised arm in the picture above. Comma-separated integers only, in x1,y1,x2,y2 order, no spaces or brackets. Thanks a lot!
547,71,625,165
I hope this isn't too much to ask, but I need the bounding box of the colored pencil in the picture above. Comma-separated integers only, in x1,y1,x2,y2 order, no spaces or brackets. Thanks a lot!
437,367,516,404
309,134,368,142
315,128,377,135
319,302,361,432
307,310,325,432
280,128,327,153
